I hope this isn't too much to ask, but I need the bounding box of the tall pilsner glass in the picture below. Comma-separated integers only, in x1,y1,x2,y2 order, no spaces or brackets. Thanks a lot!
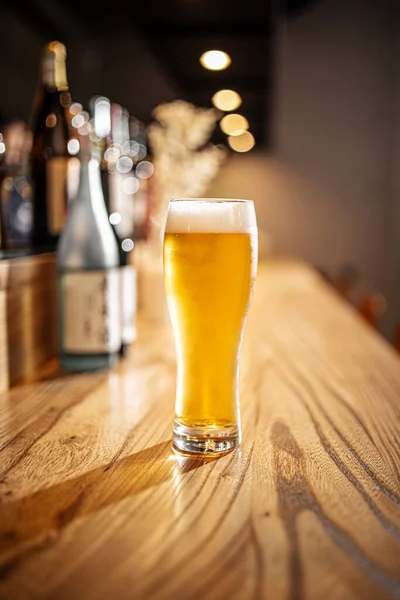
163,199,258,455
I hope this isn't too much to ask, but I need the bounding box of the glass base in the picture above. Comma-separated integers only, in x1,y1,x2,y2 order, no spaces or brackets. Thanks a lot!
172,421,240,456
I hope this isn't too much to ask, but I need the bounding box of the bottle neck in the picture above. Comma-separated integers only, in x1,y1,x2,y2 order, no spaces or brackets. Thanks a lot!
78,158,107,214
42,45,68,90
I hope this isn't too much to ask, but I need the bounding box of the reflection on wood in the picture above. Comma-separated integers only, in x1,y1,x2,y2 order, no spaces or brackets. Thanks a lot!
0,262,399,600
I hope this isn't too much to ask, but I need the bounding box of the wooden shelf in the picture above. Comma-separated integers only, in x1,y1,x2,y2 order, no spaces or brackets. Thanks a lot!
0,252,57,390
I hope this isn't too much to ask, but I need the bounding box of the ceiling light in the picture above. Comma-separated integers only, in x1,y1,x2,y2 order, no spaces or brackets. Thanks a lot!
200,50,231,71
220,114,249,135
228,131,255,153
212,89,242,112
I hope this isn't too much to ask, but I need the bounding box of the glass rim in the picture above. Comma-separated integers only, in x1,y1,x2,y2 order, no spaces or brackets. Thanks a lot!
169,198,253,204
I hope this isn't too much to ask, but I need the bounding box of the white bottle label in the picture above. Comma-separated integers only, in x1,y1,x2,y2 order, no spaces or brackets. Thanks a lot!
121,265,137,345
62,270,121,354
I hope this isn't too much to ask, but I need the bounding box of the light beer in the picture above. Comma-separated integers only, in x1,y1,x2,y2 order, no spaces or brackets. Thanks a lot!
164,199,257,455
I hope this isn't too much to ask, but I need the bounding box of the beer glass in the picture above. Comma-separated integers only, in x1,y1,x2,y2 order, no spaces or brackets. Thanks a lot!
163,199,258,455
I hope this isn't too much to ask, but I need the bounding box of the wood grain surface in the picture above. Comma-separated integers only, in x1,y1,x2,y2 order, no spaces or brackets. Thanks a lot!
0,262,399,600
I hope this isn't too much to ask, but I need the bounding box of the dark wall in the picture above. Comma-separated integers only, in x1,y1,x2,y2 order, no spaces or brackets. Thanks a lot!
0,8,43,123
0,3,180,125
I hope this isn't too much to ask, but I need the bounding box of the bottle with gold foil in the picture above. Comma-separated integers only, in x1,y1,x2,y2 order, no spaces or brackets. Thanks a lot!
30,41,71,250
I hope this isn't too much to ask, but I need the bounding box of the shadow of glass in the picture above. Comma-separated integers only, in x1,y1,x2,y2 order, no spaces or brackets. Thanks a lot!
0,440,217,562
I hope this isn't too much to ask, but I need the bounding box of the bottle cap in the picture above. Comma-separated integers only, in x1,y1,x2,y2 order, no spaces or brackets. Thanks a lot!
43,41,68,90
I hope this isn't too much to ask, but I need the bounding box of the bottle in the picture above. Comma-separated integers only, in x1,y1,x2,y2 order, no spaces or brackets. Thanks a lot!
0,121,33,251
94,98,137,355
57,132,121,372
30,41,71,250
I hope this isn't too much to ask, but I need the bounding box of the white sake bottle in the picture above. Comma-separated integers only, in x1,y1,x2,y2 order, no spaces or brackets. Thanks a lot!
57,141,121,371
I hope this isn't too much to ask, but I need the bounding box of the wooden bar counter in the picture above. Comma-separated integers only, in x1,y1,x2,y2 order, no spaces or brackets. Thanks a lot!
0,262,399,600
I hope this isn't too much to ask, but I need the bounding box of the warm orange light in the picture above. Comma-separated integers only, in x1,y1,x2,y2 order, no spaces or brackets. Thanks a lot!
46,113,57,128
220,114,249,135
200,50,231,71
212,89,242,112
228,131,255,153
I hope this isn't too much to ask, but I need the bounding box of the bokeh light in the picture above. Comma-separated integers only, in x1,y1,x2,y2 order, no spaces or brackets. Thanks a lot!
136,160,154,179
200,50,231,71
78,123,90,136
15,202,32,233
94,96,111,138
212,90,242,112
109,212,122,225
46,114,57,128
228,131,255,153
70,103,83,115
220,114,249,135
122,238,134,252
123,141,139,159
72,114,85,129
67,138,80,155
116,156,133,173
122,176,140,195
104,147,120,163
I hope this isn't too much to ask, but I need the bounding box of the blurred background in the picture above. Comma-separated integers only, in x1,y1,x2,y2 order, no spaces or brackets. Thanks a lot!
1,0,400,348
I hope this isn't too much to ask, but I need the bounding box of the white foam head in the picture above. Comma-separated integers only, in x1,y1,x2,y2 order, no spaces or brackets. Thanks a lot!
165,199,257,234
